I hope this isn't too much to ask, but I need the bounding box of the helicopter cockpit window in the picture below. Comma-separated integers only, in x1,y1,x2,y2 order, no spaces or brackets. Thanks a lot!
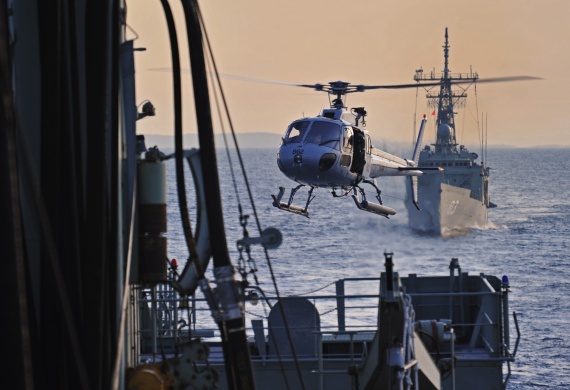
343,127,353,152
283,120,310,145
304,121,341,150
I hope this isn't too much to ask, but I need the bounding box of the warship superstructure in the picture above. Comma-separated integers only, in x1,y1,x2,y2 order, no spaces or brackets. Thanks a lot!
405,29,494,235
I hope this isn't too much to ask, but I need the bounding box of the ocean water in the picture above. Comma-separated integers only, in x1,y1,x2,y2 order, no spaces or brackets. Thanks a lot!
163,146,570,389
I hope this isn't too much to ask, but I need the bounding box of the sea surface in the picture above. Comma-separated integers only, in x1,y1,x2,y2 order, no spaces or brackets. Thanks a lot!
162,146,570,389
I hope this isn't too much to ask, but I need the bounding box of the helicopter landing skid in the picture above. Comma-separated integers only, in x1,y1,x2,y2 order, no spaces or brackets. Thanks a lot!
351,185,396,218
272,185,315,218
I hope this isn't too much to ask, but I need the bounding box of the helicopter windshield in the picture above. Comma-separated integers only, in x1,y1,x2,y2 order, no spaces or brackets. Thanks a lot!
283,120,310,145
304,121,341,150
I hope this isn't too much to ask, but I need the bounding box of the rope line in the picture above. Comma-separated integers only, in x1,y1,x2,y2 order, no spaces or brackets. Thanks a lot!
288,280,336,297
197,7,306,390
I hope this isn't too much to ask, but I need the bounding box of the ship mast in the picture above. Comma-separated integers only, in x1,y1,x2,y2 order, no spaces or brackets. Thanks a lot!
415,28,478,154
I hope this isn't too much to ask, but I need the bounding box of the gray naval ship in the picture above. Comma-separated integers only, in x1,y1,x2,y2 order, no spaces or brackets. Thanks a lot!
405,29,495,235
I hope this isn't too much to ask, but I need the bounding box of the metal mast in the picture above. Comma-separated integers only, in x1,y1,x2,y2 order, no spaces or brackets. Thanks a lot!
414,28,478,153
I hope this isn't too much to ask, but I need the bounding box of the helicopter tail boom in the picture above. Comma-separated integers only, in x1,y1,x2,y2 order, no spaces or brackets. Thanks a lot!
397,167,443,171
412,117,427,164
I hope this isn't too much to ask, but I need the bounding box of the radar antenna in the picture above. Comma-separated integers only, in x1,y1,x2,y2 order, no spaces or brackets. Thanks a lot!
414,27,479,153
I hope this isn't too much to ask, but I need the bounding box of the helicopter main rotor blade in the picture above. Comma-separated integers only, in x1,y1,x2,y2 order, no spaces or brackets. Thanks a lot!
212,73,335,92
363,82,442,90
150,68,541,92
148,68,320,88
464,75,542,84
218,73,319,88
363,75,541,90
210,73,333,91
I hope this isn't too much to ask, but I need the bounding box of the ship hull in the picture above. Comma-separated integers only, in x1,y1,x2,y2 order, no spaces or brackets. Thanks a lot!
406,178,488,235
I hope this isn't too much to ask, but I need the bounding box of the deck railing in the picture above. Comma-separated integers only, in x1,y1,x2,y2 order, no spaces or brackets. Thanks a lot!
135,271,515,364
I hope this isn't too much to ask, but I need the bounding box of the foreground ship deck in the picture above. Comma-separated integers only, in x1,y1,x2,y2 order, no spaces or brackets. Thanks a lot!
133,256,518,390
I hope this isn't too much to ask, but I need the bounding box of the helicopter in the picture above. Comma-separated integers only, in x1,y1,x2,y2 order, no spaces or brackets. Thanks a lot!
270,75,539,218
272,80,443,218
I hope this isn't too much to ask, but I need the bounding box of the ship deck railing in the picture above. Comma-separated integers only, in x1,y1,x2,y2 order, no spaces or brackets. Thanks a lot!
135,272,516,368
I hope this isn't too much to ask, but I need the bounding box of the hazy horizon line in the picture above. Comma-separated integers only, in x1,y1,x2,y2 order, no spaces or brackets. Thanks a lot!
139,132,570,149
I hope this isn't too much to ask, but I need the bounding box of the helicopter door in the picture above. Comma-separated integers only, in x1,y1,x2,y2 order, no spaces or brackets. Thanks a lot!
339,127,353,167
362,134,372,177
350,128,366,175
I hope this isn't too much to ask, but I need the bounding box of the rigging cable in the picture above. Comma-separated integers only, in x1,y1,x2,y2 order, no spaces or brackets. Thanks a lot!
206,74,259,286
413,82,419,148
461,98,466,145
288,280,336,297
485,112,488,165
474,83,482,160
197,6,307,390
181,0,258,388
203,51,261,286
11,92,91,390
159,0,203,279
5,43,91,389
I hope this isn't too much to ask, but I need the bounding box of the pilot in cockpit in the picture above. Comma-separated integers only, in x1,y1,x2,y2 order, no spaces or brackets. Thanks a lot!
305,131,322,145
284,120,310,144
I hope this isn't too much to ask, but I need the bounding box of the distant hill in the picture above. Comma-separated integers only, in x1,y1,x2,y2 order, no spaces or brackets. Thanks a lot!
140,132,283,152
140,132,414,157
138,132,564,157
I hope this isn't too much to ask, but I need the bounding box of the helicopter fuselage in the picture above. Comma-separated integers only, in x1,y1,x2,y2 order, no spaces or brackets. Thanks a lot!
270,74,531,218
276,110,422,190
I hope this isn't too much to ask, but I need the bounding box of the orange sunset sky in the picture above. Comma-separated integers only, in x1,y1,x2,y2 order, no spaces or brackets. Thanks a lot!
127,0,570,148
